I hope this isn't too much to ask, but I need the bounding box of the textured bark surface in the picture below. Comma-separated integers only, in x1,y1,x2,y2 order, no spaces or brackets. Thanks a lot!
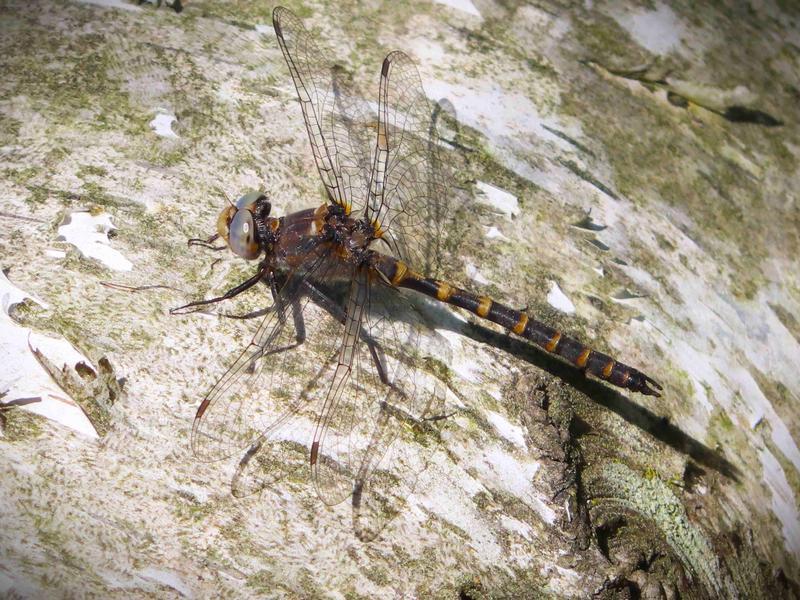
1,0,799,597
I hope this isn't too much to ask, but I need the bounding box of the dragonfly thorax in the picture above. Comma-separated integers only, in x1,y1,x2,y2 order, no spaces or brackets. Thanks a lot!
321,207,376,265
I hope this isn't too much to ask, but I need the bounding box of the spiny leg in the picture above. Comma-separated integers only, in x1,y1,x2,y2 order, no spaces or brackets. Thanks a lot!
170,262,271,315
301,279,390,385
187,233,227,251
272,271,307,345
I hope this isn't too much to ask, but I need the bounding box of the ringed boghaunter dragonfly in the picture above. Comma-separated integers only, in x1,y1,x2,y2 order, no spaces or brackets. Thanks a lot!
174,6,661,526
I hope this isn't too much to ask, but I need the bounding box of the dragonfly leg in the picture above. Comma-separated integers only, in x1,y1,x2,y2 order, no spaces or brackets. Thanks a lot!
170,262,271,315
187,233,227,251
290,296,307,344
216,307,272,321
301,280,390,385
269,271,307,345
369,342,390,385
216,270,289,321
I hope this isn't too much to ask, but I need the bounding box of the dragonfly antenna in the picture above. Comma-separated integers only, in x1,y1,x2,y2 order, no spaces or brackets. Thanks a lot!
211,184,235,207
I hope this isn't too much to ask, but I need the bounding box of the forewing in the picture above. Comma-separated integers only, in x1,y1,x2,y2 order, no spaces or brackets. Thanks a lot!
190,244,343,468
310,269,450,527
272,7,373,214
366,51,455,276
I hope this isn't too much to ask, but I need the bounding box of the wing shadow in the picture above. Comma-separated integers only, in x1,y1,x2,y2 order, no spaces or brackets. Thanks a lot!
408,295,741,482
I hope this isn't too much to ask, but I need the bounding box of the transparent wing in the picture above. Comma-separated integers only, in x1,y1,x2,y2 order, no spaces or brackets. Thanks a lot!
230,347,339,498
310,268,450,527
271,10,458,276
226,269,349,497
190,242,343,465
366,51,455,276
272,6,373,214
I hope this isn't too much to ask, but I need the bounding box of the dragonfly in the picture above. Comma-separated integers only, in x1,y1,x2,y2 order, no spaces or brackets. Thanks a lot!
173,6,661,537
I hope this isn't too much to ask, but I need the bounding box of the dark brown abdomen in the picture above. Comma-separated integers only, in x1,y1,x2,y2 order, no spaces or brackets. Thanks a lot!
369,253,661,396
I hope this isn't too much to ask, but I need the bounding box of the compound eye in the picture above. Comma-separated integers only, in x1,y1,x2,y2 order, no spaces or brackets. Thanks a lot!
235,191,263,211
228,209,260,259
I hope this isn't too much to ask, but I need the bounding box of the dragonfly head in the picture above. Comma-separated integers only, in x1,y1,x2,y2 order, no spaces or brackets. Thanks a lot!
217,191,272,260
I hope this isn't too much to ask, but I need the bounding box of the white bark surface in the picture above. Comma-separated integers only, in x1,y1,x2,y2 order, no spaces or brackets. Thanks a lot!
1,0,799,597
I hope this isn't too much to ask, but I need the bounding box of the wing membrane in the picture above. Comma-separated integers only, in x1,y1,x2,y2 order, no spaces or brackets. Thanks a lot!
272,8,458,275
190,242,343,464
367,51,454,276
201,8,454,526
272,7,373,214
310,269,450,530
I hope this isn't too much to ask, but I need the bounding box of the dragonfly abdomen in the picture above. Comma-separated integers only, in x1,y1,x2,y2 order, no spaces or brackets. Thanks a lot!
372,254,661,397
